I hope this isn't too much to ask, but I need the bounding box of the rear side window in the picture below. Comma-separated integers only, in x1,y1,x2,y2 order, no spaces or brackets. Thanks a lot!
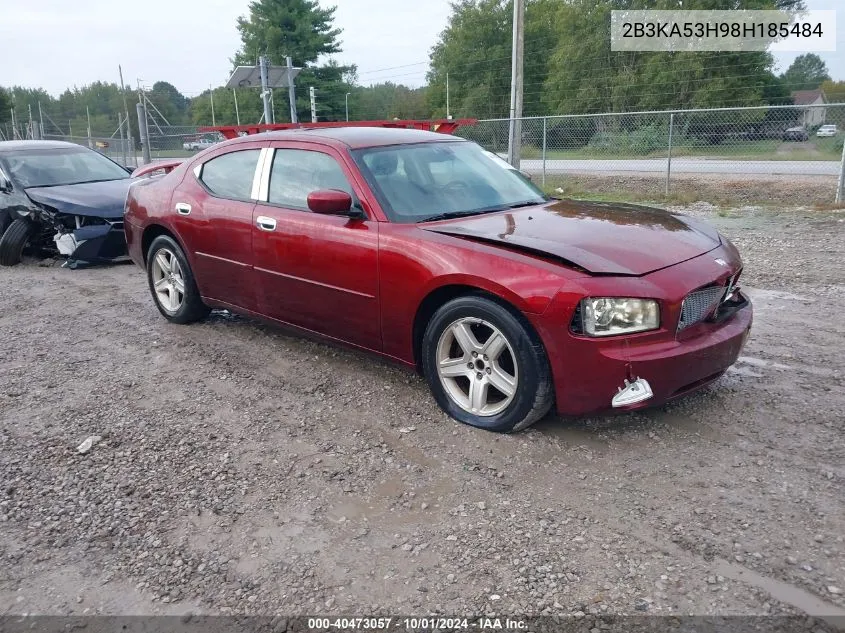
199,149,260,200
268,149,353,210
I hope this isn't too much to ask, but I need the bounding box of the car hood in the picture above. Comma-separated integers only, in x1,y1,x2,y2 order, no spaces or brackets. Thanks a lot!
25,179,132,220
420,199,721,276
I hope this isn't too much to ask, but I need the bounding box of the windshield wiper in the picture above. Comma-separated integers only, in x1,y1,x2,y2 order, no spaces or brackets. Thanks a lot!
417,210,494,223
502,200,544,210
417,200,544,223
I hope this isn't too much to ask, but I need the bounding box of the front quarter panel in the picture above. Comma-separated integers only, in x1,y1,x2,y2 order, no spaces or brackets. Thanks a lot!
378,224,584,362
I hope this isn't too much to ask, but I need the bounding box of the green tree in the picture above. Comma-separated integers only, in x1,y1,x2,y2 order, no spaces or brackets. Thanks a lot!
233,0,355,122
148,81,190,125
350,83,430,121
189,87,265,126
427,0,558,119
820,79,845,103
543,0,802,114
781,53,831,92
0,88,11,133
428,0,805,118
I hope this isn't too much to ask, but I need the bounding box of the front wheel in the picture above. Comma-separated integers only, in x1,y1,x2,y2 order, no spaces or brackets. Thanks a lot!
146,235,210,324
422,296,554,433
0,218,36,266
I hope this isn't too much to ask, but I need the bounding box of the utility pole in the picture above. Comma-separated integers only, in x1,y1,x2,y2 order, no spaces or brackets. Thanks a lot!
309,87,317,123
345,92,351,122
209,86,216,126
233,89,241,125
86,106,92,147
836,131,845,203
38,101,45,138
28,104,36,139
259,55,273,125
287,56,297,123
136,101,151,165
118,113,127,166
118,65,133,158
507,0,525,168
446,73,451,119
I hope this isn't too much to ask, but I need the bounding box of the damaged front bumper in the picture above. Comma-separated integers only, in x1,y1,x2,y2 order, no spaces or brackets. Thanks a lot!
53,220,127,266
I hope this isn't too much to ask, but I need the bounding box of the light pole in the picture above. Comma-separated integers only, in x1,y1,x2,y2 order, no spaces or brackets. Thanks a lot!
345,92,351,122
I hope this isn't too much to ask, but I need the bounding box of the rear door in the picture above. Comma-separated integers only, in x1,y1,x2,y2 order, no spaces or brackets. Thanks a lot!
172,141,267,310
251,143,382,351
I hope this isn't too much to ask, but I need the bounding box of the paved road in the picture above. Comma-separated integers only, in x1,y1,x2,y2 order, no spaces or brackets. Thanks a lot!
520,157,841,176
145,152,840,178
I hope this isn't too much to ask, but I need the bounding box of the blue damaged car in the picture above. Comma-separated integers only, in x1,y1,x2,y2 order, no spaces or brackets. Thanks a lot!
0,140,133,267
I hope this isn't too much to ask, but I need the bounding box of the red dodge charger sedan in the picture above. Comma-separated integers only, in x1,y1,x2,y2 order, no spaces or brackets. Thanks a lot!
124,128,752,432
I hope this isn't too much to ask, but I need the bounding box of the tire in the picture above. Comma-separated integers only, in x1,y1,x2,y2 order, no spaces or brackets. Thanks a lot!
146,235,210,324
421,295,554,433
0,218,36,266
0,209,11,236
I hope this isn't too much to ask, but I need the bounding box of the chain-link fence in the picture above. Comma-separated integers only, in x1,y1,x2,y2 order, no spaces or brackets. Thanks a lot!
145,125,217,160
37,134,135,167
464,103,845,205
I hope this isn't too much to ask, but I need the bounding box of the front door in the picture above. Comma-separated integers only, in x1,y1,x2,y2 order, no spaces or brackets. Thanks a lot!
251,146,381,352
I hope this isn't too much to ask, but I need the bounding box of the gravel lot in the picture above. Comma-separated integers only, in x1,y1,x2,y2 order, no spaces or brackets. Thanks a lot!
1,203,844,624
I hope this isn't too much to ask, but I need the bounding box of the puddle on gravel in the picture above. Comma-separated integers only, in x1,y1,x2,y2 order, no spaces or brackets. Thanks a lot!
715,559,845,621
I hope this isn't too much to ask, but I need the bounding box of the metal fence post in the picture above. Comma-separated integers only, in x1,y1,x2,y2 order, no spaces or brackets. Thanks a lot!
542,117,547,187
837,136,845,204
665,112,674,197
136,102,151,165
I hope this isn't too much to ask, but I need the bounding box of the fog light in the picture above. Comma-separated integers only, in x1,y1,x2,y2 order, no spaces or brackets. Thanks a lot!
611,378,653,408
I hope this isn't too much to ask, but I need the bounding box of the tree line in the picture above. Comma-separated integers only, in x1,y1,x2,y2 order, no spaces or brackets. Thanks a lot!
1,0,840,140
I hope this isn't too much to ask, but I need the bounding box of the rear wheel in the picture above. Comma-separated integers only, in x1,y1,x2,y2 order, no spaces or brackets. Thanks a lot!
0,218,36,266
422,296,554,433
146,235,209,324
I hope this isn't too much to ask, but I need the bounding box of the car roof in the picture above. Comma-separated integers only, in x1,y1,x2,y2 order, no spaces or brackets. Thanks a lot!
228,127,467,150
0,140,87,153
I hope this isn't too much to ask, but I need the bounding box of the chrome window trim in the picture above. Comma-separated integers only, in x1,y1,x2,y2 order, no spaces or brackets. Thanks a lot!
253,147,271,201
256,147,274,202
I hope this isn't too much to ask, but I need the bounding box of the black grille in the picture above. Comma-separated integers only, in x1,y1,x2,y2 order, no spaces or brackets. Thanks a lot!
678,285,724,330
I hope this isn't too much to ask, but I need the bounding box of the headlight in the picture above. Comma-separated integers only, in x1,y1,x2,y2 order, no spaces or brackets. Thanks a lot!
578,297,660,337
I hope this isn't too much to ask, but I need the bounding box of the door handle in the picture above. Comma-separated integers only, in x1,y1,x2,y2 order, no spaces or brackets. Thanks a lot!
175,203,192,216
256,215,276,231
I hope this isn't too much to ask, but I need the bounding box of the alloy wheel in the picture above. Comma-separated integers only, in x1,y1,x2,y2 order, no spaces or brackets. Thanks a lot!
435,317,519,416
151,248,186,313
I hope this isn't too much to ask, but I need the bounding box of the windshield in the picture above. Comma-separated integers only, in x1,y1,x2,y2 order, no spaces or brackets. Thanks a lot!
351,141,546,223
0,147,129,188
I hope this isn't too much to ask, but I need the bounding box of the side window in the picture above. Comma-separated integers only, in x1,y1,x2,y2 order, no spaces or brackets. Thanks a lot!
199,149,261,200
268,149,354,210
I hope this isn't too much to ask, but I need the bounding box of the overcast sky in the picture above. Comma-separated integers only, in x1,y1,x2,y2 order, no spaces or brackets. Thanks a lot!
0,0,841,99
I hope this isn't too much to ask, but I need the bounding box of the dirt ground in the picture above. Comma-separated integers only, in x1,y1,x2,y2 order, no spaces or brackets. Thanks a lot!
0,203,844,625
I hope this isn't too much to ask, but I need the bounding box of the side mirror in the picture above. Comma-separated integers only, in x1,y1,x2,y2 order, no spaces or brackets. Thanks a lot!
307,189,354,216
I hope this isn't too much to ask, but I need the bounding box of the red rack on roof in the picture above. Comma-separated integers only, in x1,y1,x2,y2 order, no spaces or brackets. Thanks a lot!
199,118,476,140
